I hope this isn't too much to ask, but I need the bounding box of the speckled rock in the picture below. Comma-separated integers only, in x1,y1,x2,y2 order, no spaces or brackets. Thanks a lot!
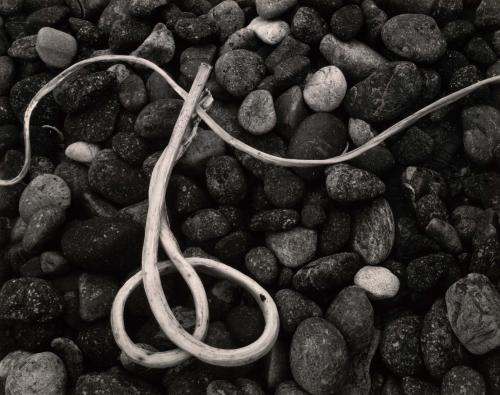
78,273,119,322
326,164,385,202
22,206,66,254
19,174,71,222
421,299,464,380
256,0,297,19
208,1,245,43
293,252,363,293
131,23,175,65
446,273,500,355
380,316,424,377
182,209,231,242
248,17,290,45
265,227,317,268
35,27,77,68
354,266,400,300
441,366,486,395
0,278,63,322
134,99,183,139
205,155,247,204
291,317,348,395
275,289,322,335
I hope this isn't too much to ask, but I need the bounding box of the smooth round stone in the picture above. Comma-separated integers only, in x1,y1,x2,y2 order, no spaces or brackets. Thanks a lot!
319,34,388,81
238,90,276,135
78,273,119,322
245,247,279,286
275,289,322,335
22,206,66,253
304,66,347,112
354,266,400,300
220,28,260,55
248,17,290,45
349,118,376,147
0,351,32,388
178,128,225,169
442,366,486,395
382,14,447,63
330,5,364,42
266,227,317,268
65,142,100,164
36,27,77,68
256,0,297,19
291,6,329,45
325,164,385,202
5,352,66,395
290,317,349,395
215,49,266,97
19,174,71,222
182,209,231,242
205,155,247,204
131,23,175,66
7,35,39,60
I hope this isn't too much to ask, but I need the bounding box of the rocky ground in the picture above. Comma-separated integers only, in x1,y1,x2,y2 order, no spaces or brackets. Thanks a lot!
0,0,500,394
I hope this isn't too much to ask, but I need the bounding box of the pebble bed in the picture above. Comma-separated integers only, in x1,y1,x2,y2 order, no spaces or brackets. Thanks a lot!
0,0,500,394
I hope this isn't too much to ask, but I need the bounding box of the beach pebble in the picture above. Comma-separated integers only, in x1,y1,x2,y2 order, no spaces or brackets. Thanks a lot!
256,0,296,19
19,174,71,222
303,66,347,112
326,286,374,350
178,128,226,169
345,62,422,122
129,0,169,16
354,266,400,300
78,273,119,322
382,14,447,63
5,352,66,395
75,368,157,394
266,227,317,268
61,216,143,273
7,35,39,60
446,273,500,355
380,316,424,377
0,278,63,322
248,17,289,45
245,247,279,286
275,86,308,139
275,289,322,335
111,132,149,166
208,1,245,43
441,366,486,395
108,17,151,53
348,118,376,147
475,0,500,29
22,206,66,253
392,127,435,165
220,27,260,55
131,23,175,65
40,251,69,275
320,34,388,81
421,299,464,380
36,27,77,68
293,252,363,293
291,7,329,45
0,351,32,388
65,142,100,164
325,164,385,202
352,198,395,265
425,218,463,254
464,128,494,165
249,209,300,232
290,317,349,394
51,337,83,385
238,90,276,135
182,209,231,242
88,150,148,206
215,49,266,97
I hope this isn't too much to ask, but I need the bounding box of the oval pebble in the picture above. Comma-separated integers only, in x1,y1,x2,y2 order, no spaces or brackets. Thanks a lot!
325,164,385,202
303,66,347,112
266,227,317,268
36,27,77,68
354,265,400,300
65,142,100,164
256,0,297,19
238,90,276,135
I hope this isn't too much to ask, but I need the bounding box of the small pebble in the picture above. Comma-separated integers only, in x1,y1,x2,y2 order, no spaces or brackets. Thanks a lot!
275,289,322,335
263,167,305,208
425,218,463,254
441,366,486,395
7,35,39,60
325,164,385,202
135,98,183,139
205,155,247,204
22,206,66,254
354,265,400,300
131,23,175,65
117,74,148,112
303,66,347,112
182,209,231,242
36,27,77,68
265,227,317,268
78,273,119,322
248,17,290,45
108,17,151,53
291,7,329,45
238,90,276,135
51,337,83,385
40,251,69,275
174,15,218,45
208,1,245,43
475,0,500,29
65,142,100,164
0,351,32,388
249,209,300,232
330,5,364,42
